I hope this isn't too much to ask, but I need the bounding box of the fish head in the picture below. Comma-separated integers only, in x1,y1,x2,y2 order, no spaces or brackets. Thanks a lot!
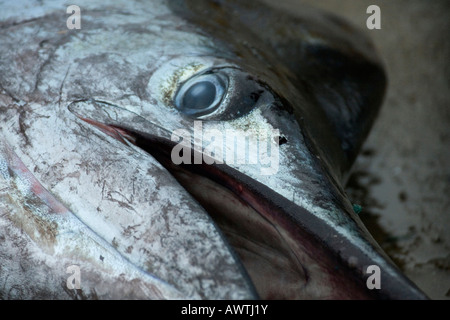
0,0,427,299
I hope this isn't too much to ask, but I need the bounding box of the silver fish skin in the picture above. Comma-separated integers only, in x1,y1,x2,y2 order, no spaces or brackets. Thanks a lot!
0,0,428,299
0,0,257,300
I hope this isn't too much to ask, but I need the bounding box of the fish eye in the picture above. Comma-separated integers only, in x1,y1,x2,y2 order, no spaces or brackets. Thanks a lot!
174,72,227,118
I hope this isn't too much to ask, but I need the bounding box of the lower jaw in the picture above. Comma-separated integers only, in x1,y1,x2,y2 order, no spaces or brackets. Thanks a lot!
76,120,426,299
162,163,378,300
103,125,377,299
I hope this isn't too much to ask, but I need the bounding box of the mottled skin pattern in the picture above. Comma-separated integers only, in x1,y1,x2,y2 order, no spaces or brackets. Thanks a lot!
0,0,256,300
0,0,427,299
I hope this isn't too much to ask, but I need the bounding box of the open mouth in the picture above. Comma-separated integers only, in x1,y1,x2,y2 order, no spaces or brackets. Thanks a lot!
115,126,312,300
77,113,383,299
67,96,427,300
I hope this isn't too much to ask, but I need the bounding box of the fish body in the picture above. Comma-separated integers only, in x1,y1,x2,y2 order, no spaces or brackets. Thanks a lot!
0,0,427,299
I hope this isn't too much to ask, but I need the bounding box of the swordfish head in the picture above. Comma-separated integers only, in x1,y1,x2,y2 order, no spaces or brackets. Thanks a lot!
0,0,427,299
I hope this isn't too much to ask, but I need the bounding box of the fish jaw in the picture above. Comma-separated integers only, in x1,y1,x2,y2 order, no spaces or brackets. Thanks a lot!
65,92,428,299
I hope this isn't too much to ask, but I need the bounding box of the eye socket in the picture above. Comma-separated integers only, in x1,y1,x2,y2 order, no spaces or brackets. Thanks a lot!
171,66,275,121
174,72,227,118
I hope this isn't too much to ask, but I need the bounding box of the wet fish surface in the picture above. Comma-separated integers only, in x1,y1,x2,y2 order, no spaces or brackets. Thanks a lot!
0,0,428,299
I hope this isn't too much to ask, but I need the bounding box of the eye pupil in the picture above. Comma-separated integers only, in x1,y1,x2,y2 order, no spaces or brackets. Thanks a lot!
182,81,216,110
174,71,227,118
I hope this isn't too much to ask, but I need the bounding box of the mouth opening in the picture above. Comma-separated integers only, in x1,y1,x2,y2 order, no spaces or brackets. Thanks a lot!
105,124,382,300
115,125,309,299
75,114,427,300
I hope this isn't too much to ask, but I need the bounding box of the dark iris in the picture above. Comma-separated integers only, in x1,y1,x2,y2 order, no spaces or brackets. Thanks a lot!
174,72,227,118
182,81,216,110
171,67,272,120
